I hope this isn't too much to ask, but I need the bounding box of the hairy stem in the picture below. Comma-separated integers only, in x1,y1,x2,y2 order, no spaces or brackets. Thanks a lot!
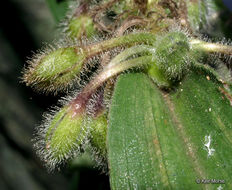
190,39,232,56
84,55,152,93
71,55,153,114
83,33,156,57
107,45,154,68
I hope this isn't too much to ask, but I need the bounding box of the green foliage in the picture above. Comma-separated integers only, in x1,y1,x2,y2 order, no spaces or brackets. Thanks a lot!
109,70,232,189
108,73,174,189
23,0,232,189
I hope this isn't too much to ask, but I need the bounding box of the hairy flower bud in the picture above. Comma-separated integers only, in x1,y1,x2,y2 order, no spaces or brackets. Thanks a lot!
152,31,192,81
24,47,85,93
35,105,87,169
89,112,108,158
68,15,96,39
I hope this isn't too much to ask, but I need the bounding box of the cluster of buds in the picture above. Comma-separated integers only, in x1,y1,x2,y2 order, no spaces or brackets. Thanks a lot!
23,0,232,171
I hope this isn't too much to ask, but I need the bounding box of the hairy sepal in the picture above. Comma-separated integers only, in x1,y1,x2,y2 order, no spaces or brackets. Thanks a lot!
34,104,88,171
23,47,85,93
149,31,192,84
88,111,108,170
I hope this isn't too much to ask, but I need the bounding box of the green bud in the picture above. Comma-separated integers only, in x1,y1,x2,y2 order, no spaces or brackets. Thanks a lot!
89,112,108,158
68,15,96,39
153,31,191,81
24,47,85,92
42,105,87,167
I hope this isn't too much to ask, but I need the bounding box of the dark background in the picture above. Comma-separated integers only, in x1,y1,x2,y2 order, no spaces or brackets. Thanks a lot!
0,0,110,189
223,0,232,11
0,0,231,190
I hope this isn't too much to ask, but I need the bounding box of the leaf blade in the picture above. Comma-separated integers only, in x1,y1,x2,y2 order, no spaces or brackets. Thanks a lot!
108,73,200,189
108,71,232,189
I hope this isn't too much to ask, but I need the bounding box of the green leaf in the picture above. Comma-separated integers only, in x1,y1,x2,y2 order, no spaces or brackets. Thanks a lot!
108,73,197,189
45,0,69,22
169,69,232,188
108,72,232,189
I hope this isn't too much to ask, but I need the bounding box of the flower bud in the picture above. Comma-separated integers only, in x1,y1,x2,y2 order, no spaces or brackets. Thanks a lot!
89,112,108,158
153,31,191,81
68,15,96,39
39,105,87,168
24,47,85,92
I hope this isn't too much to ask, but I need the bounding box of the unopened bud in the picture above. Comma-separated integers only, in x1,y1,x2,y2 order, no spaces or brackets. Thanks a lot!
24,47,85,92
68,15,96,39
40,105,87,168
89,112,108,158
152,31,191,81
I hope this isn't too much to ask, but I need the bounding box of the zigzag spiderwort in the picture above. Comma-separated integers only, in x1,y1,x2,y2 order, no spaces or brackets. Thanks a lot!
23,0,232,173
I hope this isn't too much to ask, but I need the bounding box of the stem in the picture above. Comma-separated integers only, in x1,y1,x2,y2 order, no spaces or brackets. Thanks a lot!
84,55,153,93
190,39,232,56
58,33,156,90
83,33,157,56
71,56,153,114
106,45,154,68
